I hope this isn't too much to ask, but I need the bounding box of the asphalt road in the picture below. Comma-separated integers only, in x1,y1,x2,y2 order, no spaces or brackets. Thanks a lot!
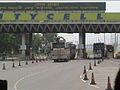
0,59,119,90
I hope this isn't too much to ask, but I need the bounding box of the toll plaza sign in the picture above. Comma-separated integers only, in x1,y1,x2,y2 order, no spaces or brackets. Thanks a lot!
0,2,105,11
0,12,120,22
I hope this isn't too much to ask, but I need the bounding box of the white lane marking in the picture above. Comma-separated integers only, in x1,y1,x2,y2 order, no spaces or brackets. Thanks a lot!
80,74,82,79
14,64,62,90
81,79,87,83
89,84,100,88
14,68,49,90
80,74,87,83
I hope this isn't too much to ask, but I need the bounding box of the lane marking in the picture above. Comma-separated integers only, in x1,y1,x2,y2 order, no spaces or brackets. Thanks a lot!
80,74,82,79
80,74,87,83
14,68,49,90
89,84,100,88
14,63,66,90
14,63,62,90
81,79,87,83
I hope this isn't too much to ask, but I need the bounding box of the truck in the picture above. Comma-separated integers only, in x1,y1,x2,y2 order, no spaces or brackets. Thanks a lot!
114,45,120,59
106,45,114,58
93,43,106,59
50,37,76,62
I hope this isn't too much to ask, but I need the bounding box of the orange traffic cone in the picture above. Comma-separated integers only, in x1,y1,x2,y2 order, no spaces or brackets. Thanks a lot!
83,72,89,80
90,72,96,85
83,65,87,74
2,63,6,70
94,60,97,66
105,76,113,90
89,63,92,70
18,60,21,66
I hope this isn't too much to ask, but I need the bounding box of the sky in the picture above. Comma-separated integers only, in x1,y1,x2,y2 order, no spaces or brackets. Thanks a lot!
58,1,120,45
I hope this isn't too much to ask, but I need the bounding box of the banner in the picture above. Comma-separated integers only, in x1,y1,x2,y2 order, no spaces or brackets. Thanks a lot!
0,12,120,22
0,2,106,11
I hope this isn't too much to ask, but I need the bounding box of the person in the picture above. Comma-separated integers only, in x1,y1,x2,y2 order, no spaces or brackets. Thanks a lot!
114,68,120,90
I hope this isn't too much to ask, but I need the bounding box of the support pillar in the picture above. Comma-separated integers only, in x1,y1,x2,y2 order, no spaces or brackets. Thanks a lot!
21,33,26,57
79,33,86,59
29,33,32,59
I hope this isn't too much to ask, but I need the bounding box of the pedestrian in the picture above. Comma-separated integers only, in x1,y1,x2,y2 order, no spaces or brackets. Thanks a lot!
114,68,120,90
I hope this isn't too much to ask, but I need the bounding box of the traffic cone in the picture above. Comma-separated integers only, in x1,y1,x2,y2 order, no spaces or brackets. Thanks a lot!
94,60,97,66
36,60,38,63
105,76,113,90
90,72,96,85
12,61,15,68
97,60,100,64
26,60,28,65
83,72,89,80
32,60,34,63
18,60,21,66
2,63,6,70
83,65,87,74
89,63,92,70
102,58,104,61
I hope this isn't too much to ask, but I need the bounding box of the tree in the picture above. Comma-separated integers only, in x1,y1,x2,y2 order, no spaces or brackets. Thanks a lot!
43,33,57,43
32,33,57,54
0,33,21,55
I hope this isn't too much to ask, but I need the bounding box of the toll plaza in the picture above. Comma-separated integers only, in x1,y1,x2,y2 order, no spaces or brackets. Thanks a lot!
0,2,120,90
0,2,119,59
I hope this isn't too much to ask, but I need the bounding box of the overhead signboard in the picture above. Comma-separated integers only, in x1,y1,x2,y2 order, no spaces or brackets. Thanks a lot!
0,2,106,11
0,12,120,22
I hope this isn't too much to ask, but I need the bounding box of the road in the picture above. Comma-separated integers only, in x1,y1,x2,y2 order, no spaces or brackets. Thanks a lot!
0,59,119,90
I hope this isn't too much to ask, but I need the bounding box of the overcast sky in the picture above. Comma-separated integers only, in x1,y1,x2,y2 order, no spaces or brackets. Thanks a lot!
58,1,120,45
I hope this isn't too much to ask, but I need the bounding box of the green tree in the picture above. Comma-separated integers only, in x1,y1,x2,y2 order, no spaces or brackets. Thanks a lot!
32,33,57,54
32,33,43,53
0,33,21,55
43,33,57,43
